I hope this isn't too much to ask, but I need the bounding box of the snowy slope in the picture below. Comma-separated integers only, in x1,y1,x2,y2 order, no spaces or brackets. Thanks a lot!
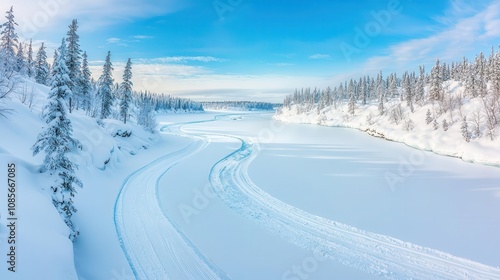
0,78,158,279
275,81,500,166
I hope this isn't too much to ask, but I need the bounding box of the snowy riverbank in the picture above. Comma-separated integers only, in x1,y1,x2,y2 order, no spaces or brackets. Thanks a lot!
274,88,500,167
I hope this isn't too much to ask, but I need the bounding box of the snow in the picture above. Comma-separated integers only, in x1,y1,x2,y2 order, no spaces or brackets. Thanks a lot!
274,81,500,167
1,79,500,279
164,113,500,279
0,78,159,280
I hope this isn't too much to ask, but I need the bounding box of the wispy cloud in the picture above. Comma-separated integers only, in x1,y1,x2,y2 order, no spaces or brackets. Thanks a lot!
361,0,500,74
133,35,154,40
139,56,227,64
105,35,154,47
267,62,295,67
309,54,331,60
89,59,328,102
106,38,122,44
1,0,187,37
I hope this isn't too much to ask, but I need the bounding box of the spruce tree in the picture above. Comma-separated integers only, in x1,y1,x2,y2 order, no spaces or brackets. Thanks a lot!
32,39,82,241
442,119,449,131
426,109,433,124
138,95,156,133
430,59,443,101
66,19,82,112
80,52,92,113
15,41,25,74
35,43,50,85
120,58,133,124
461,116,471,142
0,6,19,70
26,39,34,78
98,51,114,119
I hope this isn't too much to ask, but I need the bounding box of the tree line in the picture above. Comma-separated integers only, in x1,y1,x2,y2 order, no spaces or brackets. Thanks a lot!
281,46,500,142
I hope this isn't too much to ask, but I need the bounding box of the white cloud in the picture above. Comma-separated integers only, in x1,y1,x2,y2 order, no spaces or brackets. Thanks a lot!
309,54,331,60
361,1,500,74
89,60,329,102
106,37,121,44
267,62,295,67
0,0,186,38
133,35,154,40
138,56,226,64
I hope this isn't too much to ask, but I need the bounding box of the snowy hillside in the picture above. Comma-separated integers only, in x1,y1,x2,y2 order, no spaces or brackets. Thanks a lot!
0,78,158,279
275,52,500,166
275,84,500,166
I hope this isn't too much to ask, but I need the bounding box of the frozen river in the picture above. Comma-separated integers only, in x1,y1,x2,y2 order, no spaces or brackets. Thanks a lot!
117,112,500,279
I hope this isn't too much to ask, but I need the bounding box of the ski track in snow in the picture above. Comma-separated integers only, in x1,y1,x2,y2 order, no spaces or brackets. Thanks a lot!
114,116,232,280
207,121,500,279
115,113,500,279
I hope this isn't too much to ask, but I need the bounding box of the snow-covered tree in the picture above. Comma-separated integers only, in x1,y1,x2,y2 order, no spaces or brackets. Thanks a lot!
416,66,425,104
80,52,92,113
137,95,156,133
98,51,114,119
66,19,82,112
442,119,449,131
492,49,500,97
15,41,25,74
426,109,433,124
389,73,398,99
402,71,414,112
26,39,35,78
35,43,50,85
32,39,82,241
430,59,443,101
376,72,385,115
461,116,471,142
120,58,133,124
0,6,19,70
476,52,487,97
348,91,355,115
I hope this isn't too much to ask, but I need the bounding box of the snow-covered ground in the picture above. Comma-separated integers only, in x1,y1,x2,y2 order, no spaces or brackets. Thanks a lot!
2,93,500,279
275,81,500,167
157,113,500,279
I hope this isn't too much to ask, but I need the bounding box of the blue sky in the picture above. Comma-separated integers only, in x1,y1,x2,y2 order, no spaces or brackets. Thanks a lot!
2,0,499,102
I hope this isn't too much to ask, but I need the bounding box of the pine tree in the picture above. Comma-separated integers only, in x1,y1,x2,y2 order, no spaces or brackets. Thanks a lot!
426,109,433,124
492,48,500,96
80,52,92,113
120,58,133,124
32,39,82,241
15,41,25,74
98,51,114,119
416,66,425,104
389,73,398,99
378,94,384,115
66,19,82,112
348,91,356,115
138,95,156,132
377,72,385,115
0,6,19,70
35,43,50,85
26,39,34,78
433,118,439,130
461,116,471,142
442,119,449,131
476,52,487,97
430,59,443,101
